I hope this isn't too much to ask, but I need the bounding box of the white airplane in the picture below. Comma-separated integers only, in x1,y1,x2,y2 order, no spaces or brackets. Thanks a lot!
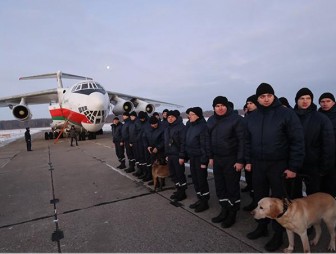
0,71,181,135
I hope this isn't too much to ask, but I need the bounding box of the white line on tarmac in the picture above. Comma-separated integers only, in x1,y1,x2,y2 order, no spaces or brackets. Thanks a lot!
105,163,142,183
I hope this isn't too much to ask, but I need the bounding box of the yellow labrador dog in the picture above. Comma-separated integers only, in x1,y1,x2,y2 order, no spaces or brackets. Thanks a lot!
252,192,336,253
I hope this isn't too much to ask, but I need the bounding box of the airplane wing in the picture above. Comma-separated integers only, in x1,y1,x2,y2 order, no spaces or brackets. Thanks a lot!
107,90,183,108
0,88,58,107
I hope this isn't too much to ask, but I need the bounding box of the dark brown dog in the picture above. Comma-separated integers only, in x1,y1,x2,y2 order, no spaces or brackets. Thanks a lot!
252,192,336,253
151,160,169,191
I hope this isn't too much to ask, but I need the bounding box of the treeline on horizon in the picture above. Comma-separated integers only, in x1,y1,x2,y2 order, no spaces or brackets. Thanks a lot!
0,109,245,130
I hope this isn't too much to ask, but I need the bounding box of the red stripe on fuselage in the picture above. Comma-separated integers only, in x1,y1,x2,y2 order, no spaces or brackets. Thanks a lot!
49,108,91,125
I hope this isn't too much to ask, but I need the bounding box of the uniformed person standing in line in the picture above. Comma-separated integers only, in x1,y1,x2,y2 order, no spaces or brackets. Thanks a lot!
132,111,150,179
242,95,258,212
121,112,135,172
126,111,138,173
318,92,336,197
24,127,32,151
185,107,210,213
111,117,126,169
244,83,305,252
292,88,335,198
142,115,165,182
207,96,245,228
165,110,187,201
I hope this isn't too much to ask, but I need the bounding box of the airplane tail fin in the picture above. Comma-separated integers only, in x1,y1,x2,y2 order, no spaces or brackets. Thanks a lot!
19,71,93,88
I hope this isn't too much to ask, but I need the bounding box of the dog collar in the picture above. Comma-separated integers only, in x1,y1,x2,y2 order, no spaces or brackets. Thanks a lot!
277,198,291,218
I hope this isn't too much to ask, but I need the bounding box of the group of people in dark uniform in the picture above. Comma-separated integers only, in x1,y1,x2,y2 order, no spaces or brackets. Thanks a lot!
111,82,336,252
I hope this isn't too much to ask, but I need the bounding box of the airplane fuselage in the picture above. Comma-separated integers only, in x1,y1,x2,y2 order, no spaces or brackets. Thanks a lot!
49,81,111,132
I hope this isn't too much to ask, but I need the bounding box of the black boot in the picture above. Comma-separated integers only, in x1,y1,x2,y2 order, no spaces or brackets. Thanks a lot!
170,186,180,199
125,161,135,173
174,189,187,201
221,204,238,228
189,199,201,209
142,166,152,182
132,164,143,177
117,160,126,169
195,199,209,213
246,223,268,240
264,231,283,252
138,169,147,179
211,203,228,223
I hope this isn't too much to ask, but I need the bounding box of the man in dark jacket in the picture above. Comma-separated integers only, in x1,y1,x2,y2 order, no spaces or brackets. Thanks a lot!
185,107,210,213
111,117,126,169
207,96,245,229
24,127,32,151
293,88,335,197
126,111,138,173
121,112,135,171
242,95,258,212
132,111,150,180
142,115,165,182
244,83,305,252
161,109,169,129
165,110,187,201
69,125,78,146
318,92,336,197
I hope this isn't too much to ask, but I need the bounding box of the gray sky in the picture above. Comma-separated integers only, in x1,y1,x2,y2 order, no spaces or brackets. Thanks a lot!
1,0,335,120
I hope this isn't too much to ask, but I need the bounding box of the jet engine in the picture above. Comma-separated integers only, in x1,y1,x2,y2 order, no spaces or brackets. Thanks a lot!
12,104,32,121
111,97,134,115
131,99,155,114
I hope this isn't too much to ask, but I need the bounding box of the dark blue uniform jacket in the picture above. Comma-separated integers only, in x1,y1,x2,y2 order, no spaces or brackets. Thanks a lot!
207,107,245,163
185,117,210,165
111,122,123,143
245,98,305,172
295,103,335,175
164,119,186,158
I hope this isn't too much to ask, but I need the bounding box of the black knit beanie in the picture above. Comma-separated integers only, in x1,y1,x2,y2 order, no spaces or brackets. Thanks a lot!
279,97,291,108
212,96,229,107
167,110,179,118
246,95,258,105
295,88,314,103
149,115,159,124
256,83,275,98
319,92,335,103
138,111,147,119
129,111,137,117
189,107,203,118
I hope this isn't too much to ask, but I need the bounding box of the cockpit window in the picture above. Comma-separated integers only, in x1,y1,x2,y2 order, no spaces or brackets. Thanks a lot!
71,81,106,95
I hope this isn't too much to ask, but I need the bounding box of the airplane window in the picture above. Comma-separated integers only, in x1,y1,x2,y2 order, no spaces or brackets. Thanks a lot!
96,119,101,124
82,83,88,89
97,111,101,116
93,111,97,116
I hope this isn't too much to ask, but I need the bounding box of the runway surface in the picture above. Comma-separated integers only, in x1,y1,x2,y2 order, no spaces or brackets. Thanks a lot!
0,131,331,252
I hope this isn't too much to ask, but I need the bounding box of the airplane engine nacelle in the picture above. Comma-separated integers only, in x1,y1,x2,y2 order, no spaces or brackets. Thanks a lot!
132,99,155,114
111,97,134,115
12,104,32,121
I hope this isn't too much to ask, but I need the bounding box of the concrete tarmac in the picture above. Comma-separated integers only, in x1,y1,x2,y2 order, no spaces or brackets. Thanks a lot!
0,131,332,253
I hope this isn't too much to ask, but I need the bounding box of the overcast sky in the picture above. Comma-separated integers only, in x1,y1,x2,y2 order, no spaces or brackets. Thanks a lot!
1,0,335,120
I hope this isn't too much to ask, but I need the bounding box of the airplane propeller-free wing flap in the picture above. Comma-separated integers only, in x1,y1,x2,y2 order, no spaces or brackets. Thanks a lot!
0,89,58,107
